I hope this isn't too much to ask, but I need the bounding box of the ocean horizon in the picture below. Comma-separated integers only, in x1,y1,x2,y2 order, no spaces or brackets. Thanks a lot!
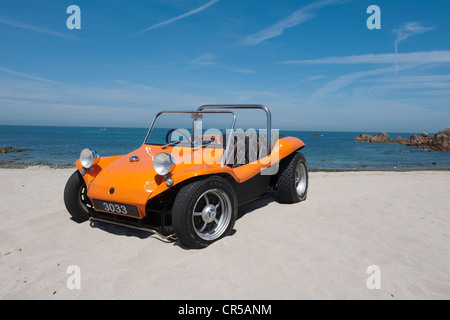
1,125,449,170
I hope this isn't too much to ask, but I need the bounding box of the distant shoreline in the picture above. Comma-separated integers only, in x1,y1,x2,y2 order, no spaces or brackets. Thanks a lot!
0,161,74,169
1,160,449,172
3,127,450,170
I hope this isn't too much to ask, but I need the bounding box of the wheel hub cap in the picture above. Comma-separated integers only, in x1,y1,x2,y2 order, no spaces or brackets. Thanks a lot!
202,204,217,223
192,189,232,241
295,162,307,196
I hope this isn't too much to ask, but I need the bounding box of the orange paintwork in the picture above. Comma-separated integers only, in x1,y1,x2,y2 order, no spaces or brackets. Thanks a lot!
78,136,305,219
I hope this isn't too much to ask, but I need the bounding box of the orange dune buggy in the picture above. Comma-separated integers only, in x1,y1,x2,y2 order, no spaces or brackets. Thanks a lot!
64,105,308,249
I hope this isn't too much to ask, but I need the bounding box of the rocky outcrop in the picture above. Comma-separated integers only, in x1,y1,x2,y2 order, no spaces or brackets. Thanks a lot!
0,146,25,154
433,128,450,150
354,133,371,142
404,128,450,151
393,136,408,144
354,128,450,152
355,132,390,143
370,132,390,143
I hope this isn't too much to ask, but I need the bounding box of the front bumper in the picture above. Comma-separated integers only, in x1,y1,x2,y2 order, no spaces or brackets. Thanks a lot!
89,210,176,240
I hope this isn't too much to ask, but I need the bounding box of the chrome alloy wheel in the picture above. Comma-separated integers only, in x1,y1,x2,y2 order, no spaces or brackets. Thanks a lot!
192,189,232,241
295,161,307,196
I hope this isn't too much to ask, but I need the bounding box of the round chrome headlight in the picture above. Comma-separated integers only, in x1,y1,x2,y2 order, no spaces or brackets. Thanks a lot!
153,152,175,176
80,148,100,168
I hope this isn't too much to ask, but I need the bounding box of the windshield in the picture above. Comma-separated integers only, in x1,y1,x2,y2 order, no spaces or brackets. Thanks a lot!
144,111,235,147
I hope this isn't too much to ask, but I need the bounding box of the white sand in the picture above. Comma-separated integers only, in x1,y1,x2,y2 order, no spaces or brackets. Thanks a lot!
0,167,449,300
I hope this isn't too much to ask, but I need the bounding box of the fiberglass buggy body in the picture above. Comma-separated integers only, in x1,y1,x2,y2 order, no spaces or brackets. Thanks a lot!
64,105,308,249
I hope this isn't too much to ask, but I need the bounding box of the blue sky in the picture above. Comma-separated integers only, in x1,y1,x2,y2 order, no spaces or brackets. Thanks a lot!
0,0,449,132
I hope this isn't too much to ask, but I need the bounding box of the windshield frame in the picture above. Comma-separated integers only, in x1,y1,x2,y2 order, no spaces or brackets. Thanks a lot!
143,110,237,147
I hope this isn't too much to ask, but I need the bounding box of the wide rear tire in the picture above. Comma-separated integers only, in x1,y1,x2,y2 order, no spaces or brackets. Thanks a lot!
277,152,308,204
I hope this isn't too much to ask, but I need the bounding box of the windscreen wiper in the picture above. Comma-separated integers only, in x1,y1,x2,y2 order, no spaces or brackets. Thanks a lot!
161,141,182,149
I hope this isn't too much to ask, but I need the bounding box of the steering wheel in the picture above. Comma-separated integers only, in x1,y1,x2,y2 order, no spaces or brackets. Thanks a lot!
165,129,191,144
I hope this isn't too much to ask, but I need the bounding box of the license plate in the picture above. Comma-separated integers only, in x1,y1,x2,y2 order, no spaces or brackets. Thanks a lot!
92,199,140,218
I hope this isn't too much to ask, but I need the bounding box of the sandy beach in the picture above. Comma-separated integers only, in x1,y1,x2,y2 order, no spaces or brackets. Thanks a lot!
0,167,449,300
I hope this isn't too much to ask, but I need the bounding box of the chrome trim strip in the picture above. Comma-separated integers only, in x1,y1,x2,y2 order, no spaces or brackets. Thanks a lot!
89,217,177,241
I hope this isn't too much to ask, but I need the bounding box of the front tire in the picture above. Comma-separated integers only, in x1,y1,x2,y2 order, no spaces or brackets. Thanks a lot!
172,176,238,249
277,152,308,204
63,170,91,223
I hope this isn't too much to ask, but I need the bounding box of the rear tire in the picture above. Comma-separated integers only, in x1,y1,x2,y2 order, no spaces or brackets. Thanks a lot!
172,176,238,249
64,170,91,223
277,152,308,204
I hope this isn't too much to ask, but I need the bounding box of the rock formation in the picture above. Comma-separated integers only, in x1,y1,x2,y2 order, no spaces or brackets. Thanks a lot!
354,133,371,142
354,128,450,152
355,132,390,143
370,132,391,143
0,146,26,153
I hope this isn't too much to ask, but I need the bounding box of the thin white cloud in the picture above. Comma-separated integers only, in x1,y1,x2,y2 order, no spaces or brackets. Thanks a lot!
0,76,218,126
240,11,314,46
394,22,435,47
376,74,450,85
239,0,350,46
394,22,435,73
191,53,217,66
0,66,60,84
133,0,220,36
281,51,450,65
293,51,450,101
0,16,74,39
227,66,256,74
309,66,400,101
190,53,256,74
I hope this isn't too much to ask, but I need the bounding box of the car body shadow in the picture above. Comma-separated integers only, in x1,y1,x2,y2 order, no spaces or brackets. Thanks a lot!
88,218,175,244
84,189,279,249
237,190,278,220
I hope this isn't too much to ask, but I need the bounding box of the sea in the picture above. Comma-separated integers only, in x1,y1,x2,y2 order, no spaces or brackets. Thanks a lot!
1,125,450,170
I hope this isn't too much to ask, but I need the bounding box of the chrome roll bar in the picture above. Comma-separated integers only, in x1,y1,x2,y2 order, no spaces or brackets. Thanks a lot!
197,105,272,155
